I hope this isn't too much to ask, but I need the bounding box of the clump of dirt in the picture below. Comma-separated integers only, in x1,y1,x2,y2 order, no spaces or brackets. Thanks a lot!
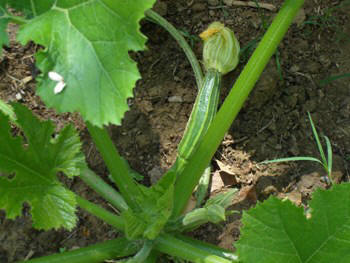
0,0,349,262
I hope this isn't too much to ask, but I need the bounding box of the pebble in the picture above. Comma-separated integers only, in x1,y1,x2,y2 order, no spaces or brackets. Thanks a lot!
153,1,167,16
192,3,206,12
290,65,300,73
208,0,219,6
293,8,306,27
15,93,22,100
168,95,183,103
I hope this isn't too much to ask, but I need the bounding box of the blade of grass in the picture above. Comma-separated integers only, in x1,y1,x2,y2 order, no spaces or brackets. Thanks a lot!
172,0,305,217
307,112,327,165
261,156,323,165
324,135,333,180
319,73,350,86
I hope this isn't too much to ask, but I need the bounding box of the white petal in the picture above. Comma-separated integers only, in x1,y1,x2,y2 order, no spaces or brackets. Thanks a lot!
54,81,66,94
48,71,64,82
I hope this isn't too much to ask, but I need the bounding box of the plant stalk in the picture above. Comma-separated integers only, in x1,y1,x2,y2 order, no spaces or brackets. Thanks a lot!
172,0,305,217
86,123,141,210
19,237,139,263
155,234,234,263
79,167,128,212
75,195,124,231
145,9,204,88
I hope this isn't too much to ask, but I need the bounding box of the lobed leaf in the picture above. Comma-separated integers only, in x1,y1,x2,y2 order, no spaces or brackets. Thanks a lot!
0,104,84,230
3,0,155,126
236,183,350,263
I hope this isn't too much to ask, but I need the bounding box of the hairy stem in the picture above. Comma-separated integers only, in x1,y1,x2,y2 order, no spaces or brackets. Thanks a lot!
145,9,204,89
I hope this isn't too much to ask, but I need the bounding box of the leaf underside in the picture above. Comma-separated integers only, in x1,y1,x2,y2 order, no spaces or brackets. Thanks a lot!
0,104,84,230
236,183,350,263
2,0,155,126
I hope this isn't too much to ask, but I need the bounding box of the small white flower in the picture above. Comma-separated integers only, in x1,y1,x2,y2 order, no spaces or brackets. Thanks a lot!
48,71,66,94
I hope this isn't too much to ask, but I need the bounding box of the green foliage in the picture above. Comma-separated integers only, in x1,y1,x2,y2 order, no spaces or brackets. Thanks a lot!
0,1,309,262
0,98,16,122
2,0,155,127
236,183,350,262
0,15,9,56
122,172,176,240
0,104,84,230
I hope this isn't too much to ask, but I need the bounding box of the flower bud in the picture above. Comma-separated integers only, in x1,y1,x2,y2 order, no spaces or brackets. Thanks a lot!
200,22,240,75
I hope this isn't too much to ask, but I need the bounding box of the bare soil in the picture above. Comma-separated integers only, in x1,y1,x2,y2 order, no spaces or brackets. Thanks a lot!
0,0,349,262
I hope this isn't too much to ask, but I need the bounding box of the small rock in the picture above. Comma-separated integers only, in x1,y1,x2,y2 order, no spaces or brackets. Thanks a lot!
208,0,219,6
168,95,183,103
290,64,300,73
319,55,331,68
306,61,321,74
153,1,167,16
135,134,149,148
148,166,163,184
293,8,306,27
22,76,33,84
192,3,206,12
303,100,317,112
223,0,233,5
15,93,22,100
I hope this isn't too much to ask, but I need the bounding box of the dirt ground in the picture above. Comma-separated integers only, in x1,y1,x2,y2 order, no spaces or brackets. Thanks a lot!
0,0,349,262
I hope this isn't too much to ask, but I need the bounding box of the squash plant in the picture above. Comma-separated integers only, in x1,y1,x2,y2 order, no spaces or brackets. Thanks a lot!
3,1,348,263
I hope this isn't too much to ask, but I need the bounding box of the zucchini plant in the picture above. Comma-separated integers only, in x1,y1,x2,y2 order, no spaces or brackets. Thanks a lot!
3,1,347,263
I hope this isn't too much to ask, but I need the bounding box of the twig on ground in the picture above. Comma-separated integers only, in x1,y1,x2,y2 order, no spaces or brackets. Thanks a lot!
223,0,276,11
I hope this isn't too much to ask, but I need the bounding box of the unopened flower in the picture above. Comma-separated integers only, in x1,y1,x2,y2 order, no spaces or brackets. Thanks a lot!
200,22,240,75
48,71,66,94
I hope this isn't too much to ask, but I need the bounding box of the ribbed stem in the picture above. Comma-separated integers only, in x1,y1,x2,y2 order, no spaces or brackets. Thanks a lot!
173,0,305,217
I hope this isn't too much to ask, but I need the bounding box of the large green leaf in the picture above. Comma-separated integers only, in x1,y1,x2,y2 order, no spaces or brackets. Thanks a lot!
236,183,350,263
0,1,54,56
0,104,84,230
4,0,155,126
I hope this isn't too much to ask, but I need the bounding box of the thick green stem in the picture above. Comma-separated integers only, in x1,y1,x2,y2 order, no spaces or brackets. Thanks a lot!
86,123,141,210
155,234,234,263
172,0,305,217
19,237,139,263
145,9,204,89
174,234,238,262
75,195,124,231
79,167,128,212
